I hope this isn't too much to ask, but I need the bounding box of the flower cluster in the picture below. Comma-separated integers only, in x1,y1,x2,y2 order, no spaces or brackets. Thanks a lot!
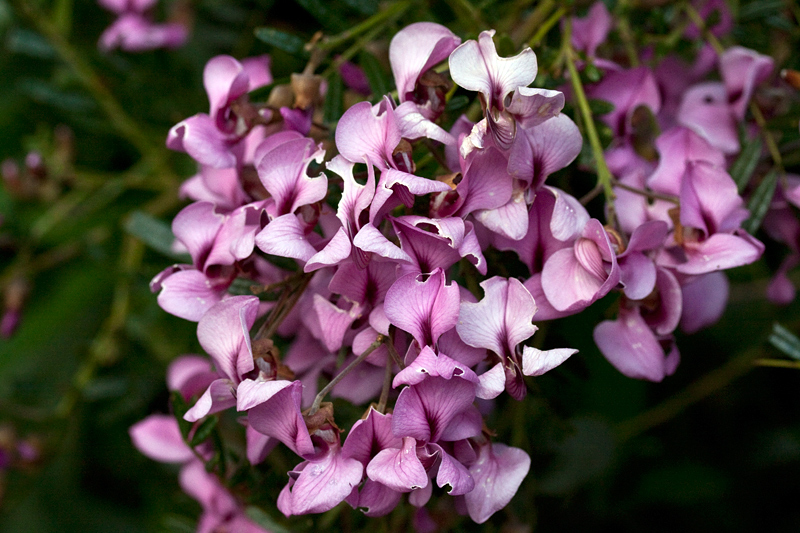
98,0,188,52
132,10,773,528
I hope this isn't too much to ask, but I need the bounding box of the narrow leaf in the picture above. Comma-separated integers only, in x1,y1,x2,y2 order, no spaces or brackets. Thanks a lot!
445,95,470,111
743,169,778,234
294,0,348,31
359,51,390,100
769,323,800,361
246,507,294,533
170,391,193,440
253,27,309,57
124,211,188,261
323,72,344,125
731,135,763,192
190,415,218,447
588,98,615,116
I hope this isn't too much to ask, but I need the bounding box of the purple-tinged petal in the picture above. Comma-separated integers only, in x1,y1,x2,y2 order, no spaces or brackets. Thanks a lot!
154,267,226,322
680,271,729,333
456,147,513,216
571,1,612,57
587,67,661,137
167,114,237,168
370,168,451,224
438,405,482,441
281,441,364,515
167,355,215,400
456,276,538,359
766,254,798,306
197,295,259,383
184,378,237,422
390,22,461,103
257,137,327,215
647,126,725,196
395,102,455,145
236,379,296,412
508,114,581,190
246,424,276,465
392,376,477,443
720,46,774,120
384,269,460,348
352,223,413,264
464,442,530,524
203,56,249,121
507,88,565,128
678,232,764,275
594,307,675,382
473,186,529,241
643,267,682,335
449,30,537,111
476,363,505,399
305,226,352,271
408,481,433,507
247,381,314,457
549,186,591,241
437,327,486,368
255,213,317,262
328,155,375,236
367,436,428,492
679,161,744,237
130,414,193,463
352,479,403,517
521,346,576,376
329,261,397,308
677,83,739,155
393,346,478,387
241,55,272,91
343,408,400,467
331,357,385,405
430,443,474,495
172,202,226,269
336,101,400,170
619,252,657,300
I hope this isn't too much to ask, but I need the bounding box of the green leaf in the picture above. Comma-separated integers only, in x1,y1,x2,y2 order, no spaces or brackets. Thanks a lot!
170,391,193,441
731,135,763,192
769,323,800,361
5,28,55,58
445,95,470,111
246,507,294,533
588,98,615,116
123,211,188,261
17,78,95,113
341,0,378,15
293,0,348,31
359,51,390,100
743,169,778,235
253,27,309,57
190,416,218,447
323,72,343,125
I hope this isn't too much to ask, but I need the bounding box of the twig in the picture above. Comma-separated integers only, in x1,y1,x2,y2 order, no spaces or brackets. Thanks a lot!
376,354,394,413
308,336,385,416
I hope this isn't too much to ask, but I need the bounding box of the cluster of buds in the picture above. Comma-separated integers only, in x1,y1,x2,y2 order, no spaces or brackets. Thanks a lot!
133,8,774,528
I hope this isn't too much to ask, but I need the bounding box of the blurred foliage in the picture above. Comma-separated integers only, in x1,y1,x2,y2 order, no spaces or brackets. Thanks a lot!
0,0,799,531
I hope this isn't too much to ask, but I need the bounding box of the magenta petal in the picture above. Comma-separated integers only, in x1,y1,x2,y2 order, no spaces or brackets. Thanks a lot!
384,269,460,348
571,1,612,57
521,346,576,376
464,442,530,524
393,346,478,387
508,114,581,189
167,114,236,168
643,267,682,335
458,147,514,216
680,271,729,334
677,83,739,155
184,378,237,422
392,376,477,443
587,66,661,136
679,161,745,237
197,295,259,383
172,202,225,269
130,414,193,463
474,187,529,241
367,436,428,492
246,424,276,465
352,223,413,263
619,252,657,300
167,355,215,400
542,236,612,312
548,186,591,241
390,22,461,103
236,379,296,412
256,137,327,215
255,214,317,262
203,55,249,120
395,102,455,145
328,155,375,235
594,308,673,382
506,88,565,128
247,381,314,457
305,226,352,271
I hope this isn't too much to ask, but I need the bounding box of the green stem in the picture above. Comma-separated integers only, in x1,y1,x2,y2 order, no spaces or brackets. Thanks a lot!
318,0,413,50
753,359,800,369
528,6,567,49
308,335,385,416
443,0,487,31
13,0,176,184
510,0,555,47
615,348,762,441
563,20,617,226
